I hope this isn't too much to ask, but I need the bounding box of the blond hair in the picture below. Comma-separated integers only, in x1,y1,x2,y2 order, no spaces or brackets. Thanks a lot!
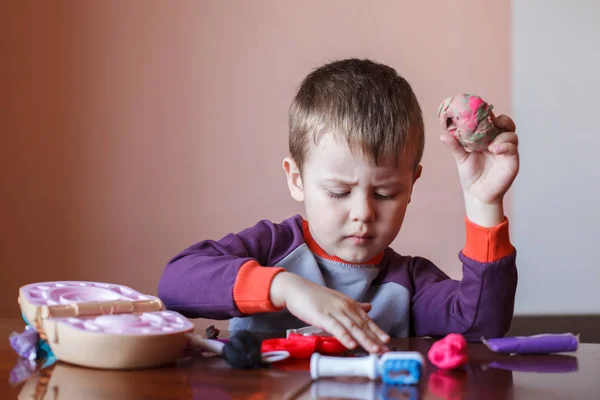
289,58,424,171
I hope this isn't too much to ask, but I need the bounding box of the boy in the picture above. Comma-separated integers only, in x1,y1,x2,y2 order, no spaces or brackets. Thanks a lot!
158,58,519,354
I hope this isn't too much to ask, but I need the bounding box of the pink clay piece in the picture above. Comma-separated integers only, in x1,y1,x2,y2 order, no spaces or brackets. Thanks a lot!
428,333,469,370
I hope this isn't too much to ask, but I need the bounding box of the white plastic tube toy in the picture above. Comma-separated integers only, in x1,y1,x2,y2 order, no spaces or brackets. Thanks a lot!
310,352,425,385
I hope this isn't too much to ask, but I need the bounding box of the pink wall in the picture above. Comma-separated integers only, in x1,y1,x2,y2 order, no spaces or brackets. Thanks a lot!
1,1,511,327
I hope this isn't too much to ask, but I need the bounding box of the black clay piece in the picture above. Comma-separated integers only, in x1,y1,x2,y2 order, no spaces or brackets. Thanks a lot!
222,331,263,369
205,325,220,340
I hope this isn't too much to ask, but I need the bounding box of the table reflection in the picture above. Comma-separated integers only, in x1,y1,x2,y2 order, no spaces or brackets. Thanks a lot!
16,361,193,400
484,354,578,373
11,343,581,400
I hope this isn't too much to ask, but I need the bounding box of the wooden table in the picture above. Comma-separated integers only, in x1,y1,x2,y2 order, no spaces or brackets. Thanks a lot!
2,317,600,399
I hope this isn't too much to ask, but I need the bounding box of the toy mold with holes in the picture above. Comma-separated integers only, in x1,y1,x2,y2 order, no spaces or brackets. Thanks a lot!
437,94,500,151
15,281,195,370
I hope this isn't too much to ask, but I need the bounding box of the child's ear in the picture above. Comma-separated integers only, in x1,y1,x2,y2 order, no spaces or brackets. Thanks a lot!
282,157,304,202
408,165,423,204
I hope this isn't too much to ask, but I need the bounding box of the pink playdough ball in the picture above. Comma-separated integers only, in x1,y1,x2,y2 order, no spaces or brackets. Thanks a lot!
427,333,469,370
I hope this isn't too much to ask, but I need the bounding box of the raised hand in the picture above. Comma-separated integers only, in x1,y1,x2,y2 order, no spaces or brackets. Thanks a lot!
440,115,519,227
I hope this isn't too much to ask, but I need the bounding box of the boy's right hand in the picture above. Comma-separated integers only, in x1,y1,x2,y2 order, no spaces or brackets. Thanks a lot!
269,272,390,353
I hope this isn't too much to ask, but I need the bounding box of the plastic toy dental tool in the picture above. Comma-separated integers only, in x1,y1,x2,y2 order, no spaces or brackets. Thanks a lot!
310,351,424,385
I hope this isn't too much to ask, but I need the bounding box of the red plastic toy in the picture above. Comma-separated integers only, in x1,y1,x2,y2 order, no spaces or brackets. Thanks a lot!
427,333,469,369
261,333,347,359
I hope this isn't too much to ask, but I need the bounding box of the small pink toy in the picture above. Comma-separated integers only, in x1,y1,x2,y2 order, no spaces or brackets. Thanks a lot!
437,94,500,151
427,333,469,370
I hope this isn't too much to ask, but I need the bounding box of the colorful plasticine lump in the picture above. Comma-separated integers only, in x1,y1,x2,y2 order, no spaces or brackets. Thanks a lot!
437,94,500,151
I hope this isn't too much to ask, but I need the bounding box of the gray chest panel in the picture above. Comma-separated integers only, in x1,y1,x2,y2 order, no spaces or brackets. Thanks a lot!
229,244,410,337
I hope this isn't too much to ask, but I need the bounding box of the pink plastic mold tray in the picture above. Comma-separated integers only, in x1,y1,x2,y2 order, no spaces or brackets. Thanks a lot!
21,281,156,306
19,281,193,335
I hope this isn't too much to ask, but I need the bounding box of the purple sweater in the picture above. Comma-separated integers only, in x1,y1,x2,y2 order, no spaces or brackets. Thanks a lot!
157,214,517,340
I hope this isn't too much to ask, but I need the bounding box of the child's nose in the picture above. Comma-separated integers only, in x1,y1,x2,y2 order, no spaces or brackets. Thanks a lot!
351,196,376,222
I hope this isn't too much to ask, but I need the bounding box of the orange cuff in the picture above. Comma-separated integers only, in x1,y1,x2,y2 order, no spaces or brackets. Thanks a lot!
462,217,514,262
233,260,285,314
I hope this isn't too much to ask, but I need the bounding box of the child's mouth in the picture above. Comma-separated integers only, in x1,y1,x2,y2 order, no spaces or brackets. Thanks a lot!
346,235,375,245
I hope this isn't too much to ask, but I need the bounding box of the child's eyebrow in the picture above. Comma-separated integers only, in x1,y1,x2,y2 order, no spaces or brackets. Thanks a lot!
322,177,403,187
323,177,358,185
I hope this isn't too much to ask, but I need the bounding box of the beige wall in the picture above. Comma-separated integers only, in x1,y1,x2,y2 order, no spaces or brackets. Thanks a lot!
1,1,511,327
512,0,600,315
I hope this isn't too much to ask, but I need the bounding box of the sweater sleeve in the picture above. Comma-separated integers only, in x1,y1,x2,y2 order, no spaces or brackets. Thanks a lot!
409,217,517,341
157,217,304,319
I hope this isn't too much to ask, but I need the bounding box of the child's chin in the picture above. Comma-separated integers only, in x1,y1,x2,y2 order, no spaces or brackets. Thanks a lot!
340,251,375,264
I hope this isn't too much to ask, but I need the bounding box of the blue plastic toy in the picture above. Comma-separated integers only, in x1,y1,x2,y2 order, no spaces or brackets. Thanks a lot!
310,351,424,385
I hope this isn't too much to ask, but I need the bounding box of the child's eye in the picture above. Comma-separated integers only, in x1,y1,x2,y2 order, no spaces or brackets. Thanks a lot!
374,193,397,200
327,191,350,199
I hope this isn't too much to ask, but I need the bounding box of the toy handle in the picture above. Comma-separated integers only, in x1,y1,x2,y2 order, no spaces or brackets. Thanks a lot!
310,353,379,380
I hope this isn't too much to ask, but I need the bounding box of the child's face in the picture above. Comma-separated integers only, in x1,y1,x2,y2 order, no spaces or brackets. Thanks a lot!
284,134,421,264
